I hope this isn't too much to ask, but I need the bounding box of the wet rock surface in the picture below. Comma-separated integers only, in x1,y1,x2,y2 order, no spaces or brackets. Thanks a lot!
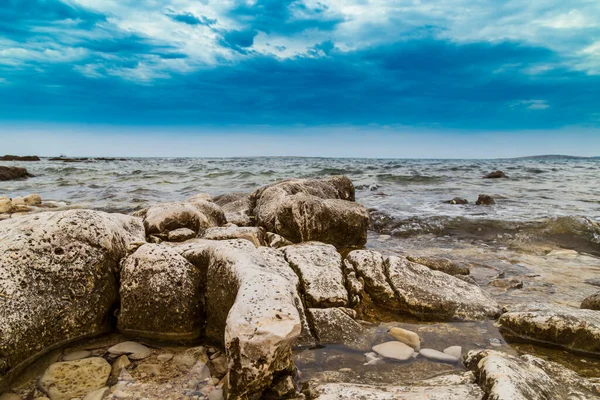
483,170,507,179
308,308,371,352
0,166,32,181
475,194,496,205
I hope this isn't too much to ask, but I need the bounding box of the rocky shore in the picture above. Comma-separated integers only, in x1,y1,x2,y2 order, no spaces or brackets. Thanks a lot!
1,176,600,399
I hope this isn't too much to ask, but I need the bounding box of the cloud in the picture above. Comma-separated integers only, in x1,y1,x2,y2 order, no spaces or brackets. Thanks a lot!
168,11,216,26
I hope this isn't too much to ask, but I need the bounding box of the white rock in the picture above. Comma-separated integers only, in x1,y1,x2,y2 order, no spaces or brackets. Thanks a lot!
419,348,459,364
312,383,484,399
11,197,24,205
0,198,13,213
38,358,111,400
388,327,420,351
444,346,462,360
82,387,109,400
208,389,224,400
62,350,92,361
372,342,414,361
108,342,150,360
157,353,173,362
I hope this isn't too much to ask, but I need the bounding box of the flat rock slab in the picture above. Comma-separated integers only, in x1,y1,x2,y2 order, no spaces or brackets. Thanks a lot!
385,256,502,321
202,226,266,247
464,349,600,400
419,348,459,364
311,383,484,399
108,342,151,359
372,341,414,361
308,308,371,352
283,242,348,308
498,303,600,355
39,357,111,400
406,255,470,276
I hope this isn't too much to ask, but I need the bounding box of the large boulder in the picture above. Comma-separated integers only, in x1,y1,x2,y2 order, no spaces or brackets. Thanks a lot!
0,166,31,181
249,176,370,248
213,192,253,227
142,195,226,238
283,242,348,308
498,303,600,355
118,244,203,341
385,256,501,321
0,155,40,161
0,210,145,391
171,239,301,399
307,308,371,351
345,250,398,309
464,349,600,399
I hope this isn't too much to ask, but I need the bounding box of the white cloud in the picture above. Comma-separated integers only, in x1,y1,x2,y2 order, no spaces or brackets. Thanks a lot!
511,99,550,110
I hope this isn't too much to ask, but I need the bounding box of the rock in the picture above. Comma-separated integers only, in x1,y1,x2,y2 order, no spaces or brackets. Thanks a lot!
311,383,484,399
345,250,398,309
584,278,600,287
0,210,145,392
110,355,131,379
498,303,600,355
202,226,266,247
167,227,197,242
38,358,111,400
108,342,151,360
173,347,209,372
62,350,92,362
464,349,600,399
455,275,479,286
10,197,24,206
406,255,470,276
156,353,173,362
444,346,462,359
283,242,348,308
266,232,293,248
388,327,420,351
0,394,21,400
385,256,502,321
118,244,203,341
82,387,109,400
143,196,226,237
210,355,228,377
249,176,370,248
0,154,40,161
0,166,32,181
308,308,371,352
0,198,12,213
372,341,414,361
488,277,523,289
136,364,161,376
483,170,507,179
581,292,600,310
171,239,301,399
445,197,469,205
476,194,495,205
266,375,296,398
419,348,459,363
23,193,42,205
213,192,253,227
208,389,224,400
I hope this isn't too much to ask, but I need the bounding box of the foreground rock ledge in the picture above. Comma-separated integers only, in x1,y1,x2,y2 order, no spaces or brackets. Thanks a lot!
0,210,145,392
311,382,484,399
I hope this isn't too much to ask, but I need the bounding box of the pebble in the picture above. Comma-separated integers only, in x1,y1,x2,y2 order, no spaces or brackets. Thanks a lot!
108,342,151,360
157,353,174,362
372,341,414,361
62,350,92,361
82,387,109,400
489,338,503,347
111,355,131,378
443,346,462,359
338,368,352,372
208,389,224,400
136,364,161,376
38,357,111,400
210,355,228,377
388,327,420,351
419,348,459,364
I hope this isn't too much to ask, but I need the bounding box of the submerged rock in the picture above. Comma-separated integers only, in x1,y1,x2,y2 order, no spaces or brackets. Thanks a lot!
464,349,600,399
372,341,414,361
419,348,459,364
581,292,600,310
406,255,470,276
250,176,370,248
283,242,348,308
202,226,266,247
388,327,420,351
476,194,496,205
483,170,507,179
0,210,145,392
385,256,502,321
38,357,111,400
308,308,371,352
445,197,469,205
498,303,600,355
345,250,398,309
0,166,31,181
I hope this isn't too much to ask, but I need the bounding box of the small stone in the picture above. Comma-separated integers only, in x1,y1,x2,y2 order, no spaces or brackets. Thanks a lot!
62,350,92,361
419,348,459,364
208,389,224,400
372,342,414,361
108,342,151,360
24,193,42,205
136,364,161,376
173,347,209,372
82,387,109,400
39,357,111,400
112,390,130,399
388,327,420,351
209,355,228,377
338,368,352,372
488,338,503,347
443,346,462,359
157,353,174,362
111,355,131,378
167,228,197,242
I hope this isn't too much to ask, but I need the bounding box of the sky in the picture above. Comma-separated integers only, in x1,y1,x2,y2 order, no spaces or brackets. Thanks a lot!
0,0,599,157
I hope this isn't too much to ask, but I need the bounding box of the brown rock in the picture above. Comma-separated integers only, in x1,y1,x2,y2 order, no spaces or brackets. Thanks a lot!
0,166,32,181
476,194,496,205
581,292,600,310
483,170,507,179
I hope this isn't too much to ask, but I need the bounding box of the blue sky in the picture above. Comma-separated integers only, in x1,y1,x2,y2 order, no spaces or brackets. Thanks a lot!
0,0,599,157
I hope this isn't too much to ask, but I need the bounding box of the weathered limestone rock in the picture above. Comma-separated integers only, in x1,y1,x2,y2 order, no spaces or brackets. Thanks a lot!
118,244,203,341
38,357,111,400
202,226,266,247
385,256,502,321
464,349,600,399
0,166,31,181
345,250,398,309
23,193,42,205
581,292,600,310
283,242,348,308
310,383,484,399
406,255,470,276
167,227,197,242
265,232,293,248
172,239,301,400
213,192,253,227
0,210,145,391
308,308,371,351
143,195,226,237
498,303,600,355
0,198,12,213
250,176,370,248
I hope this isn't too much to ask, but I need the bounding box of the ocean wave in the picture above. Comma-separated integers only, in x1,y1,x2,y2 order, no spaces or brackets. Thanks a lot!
375,174,443,184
